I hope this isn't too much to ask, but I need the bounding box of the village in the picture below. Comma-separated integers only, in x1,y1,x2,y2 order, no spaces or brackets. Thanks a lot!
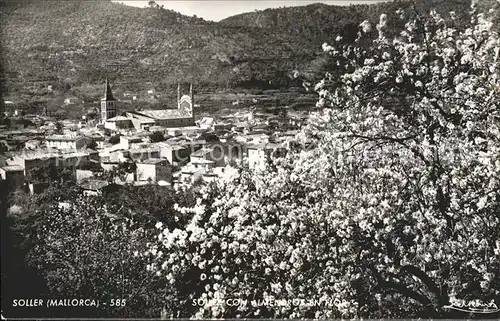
0,80,312,195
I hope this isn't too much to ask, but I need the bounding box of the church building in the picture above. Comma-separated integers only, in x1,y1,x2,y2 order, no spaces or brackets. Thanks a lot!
126,83,196,131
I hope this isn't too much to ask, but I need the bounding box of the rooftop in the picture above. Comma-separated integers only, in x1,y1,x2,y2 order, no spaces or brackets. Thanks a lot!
106,116,132,122
102,79,115,101
139,158,169,165
129,147,160,154
247,142,286,150
9,148,97,160
2,129,43,136
121,136,144,143
133,109,192,120
246,130,270,136
46,135,82,142
1,165,24,172
190,148,214,158
125,112,156,124
150,142,186,150
191,159,215,165
79,179,109,191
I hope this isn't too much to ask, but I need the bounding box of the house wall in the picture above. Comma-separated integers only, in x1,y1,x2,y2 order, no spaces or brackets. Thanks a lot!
0,169,25,189
119,137,130,150
104,121,117,131
247,147,287,170
129,149,160,162
46,137,91,150
136,161,171,182
83,190,100,197
9,156,56,176
46,140,77,150
136,163,156,181
156,161,172,182
105,120,134,132
204,146,225,167
101,163,118,171
55,152,98,169
76,169,94,183
119,137,145,150
159,145,193,164
155,117,195,128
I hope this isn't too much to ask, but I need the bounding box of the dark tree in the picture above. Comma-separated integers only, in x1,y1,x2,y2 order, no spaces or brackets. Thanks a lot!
85,139,98,150
149,131,165,143
109,135,121,145
55,121,64,134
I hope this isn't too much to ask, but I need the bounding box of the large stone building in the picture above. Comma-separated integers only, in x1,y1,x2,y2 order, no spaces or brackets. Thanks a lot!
126,83,196,130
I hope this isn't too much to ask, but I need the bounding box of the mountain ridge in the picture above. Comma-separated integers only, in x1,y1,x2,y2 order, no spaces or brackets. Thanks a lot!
0,0,474,108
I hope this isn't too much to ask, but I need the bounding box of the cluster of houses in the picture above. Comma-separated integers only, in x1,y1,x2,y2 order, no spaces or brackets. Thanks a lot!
1,80,312,195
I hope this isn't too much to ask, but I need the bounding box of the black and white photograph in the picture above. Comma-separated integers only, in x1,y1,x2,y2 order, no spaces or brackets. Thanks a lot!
1,0,499,319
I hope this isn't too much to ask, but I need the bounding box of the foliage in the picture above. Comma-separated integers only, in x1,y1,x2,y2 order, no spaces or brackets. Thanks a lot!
26,164,75,186
149,131,166,143
5,177,199,317
109,134,121,145
54,121,64,134
98,161,136,183
21,195,169,317
144,4,500,319
84,139,98,150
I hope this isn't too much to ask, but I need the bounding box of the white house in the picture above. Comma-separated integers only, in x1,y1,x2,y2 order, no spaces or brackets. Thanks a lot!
104,116,135,132
136,158,172,183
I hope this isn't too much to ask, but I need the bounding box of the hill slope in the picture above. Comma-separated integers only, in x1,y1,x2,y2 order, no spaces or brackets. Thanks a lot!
0,0,473,106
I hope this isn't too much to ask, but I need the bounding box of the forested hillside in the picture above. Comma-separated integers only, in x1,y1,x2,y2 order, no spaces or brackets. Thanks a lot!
0,0,473,106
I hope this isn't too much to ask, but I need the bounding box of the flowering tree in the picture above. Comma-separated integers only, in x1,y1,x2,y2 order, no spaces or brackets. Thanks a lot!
146,3,500,319
312,3,500,315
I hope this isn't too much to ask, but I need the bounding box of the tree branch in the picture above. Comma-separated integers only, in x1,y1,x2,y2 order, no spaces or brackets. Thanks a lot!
369,265,434,310
401,264,449,306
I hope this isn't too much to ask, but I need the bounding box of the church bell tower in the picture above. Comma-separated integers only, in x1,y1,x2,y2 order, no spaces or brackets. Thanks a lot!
176,82,195,126
177,82,194,115
100,78,116,123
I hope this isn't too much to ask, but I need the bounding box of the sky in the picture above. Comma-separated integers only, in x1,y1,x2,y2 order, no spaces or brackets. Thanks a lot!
113,1,389,22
